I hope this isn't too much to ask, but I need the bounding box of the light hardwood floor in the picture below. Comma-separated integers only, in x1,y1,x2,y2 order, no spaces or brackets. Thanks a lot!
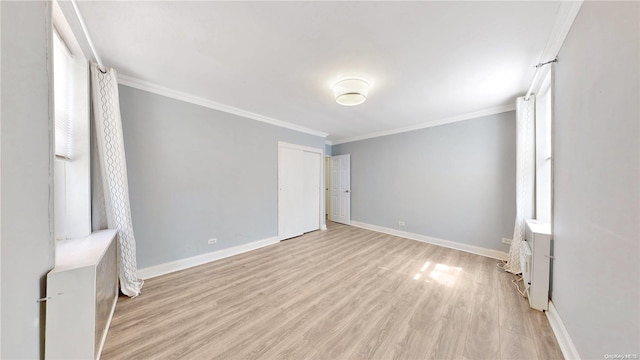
102,222,563,360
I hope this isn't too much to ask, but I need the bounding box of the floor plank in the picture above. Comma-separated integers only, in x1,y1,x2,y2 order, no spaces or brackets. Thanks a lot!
101,222,563,360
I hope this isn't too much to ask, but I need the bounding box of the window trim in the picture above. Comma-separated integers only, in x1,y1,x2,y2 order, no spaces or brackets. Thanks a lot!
533,66,554,225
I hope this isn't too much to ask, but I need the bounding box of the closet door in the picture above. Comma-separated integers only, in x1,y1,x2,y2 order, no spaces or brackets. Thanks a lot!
278,143,322,241
302,151,321,233
278,146,304,240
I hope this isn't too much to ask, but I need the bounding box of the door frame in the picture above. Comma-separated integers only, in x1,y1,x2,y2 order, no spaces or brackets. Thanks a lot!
277,142,326,241
325,155,331,217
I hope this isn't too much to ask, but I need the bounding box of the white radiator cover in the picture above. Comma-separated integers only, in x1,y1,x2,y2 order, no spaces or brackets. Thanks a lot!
519,239,533,293
524,219,552,311
45,230,118,360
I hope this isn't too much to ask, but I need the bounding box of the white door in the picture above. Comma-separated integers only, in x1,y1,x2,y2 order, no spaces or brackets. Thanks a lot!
278,146,304,240
303,151,321,233
329,154,350,224
278,143,323,240
325,157,330,216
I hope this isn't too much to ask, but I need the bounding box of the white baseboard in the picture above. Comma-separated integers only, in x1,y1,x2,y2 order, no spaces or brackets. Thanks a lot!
546,300,581,360
137,236,280,279
349,221,508,261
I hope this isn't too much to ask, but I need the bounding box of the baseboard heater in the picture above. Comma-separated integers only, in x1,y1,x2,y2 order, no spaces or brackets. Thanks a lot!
521,219,552,311
45,229,119,360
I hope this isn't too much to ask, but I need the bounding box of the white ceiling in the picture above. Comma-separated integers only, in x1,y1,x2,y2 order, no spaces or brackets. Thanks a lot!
77,1,561,142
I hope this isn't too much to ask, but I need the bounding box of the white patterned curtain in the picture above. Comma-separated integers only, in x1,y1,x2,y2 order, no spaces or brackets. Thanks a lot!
502,96,536,274
91,63,144,297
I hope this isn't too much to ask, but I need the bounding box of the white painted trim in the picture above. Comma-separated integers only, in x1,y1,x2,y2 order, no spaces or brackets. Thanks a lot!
137,236,280,279
526,0,582,99
546,300,582,360
69,0,104,69
350,221,508,261
95,293,117,360
117,74,328,138
540,1,583,64
331,104,515,145
277,141,323,155
55,1,96,62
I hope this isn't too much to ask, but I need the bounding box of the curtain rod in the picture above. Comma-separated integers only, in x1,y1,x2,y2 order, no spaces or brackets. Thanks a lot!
70,0,105,72
524,57,558,101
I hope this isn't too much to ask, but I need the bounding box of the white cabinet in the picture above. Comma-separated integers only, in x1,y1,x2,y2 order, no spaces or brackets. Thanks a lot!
45,230,118,360
524,220,552,311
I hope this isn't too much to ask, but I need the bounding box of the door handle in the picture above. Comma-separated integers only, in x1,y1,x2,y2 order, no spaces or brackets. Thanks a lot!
345,190,350,193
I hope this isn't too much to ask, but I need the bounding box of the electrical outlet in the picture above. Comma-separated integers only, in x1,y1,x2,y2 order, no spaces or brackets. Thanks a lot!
399,221,405,226
208,238,217,245
502,238,512,245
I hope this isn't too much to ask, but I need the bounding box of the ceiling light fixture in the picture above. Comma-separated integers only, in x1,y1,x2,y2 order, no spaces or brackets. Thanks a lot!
333,78,369,106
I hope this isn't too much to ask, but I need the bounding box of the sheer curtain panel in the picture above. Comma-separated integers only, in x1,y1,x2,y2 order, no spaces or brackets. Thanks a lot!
91,63,143,297
502,96,536,274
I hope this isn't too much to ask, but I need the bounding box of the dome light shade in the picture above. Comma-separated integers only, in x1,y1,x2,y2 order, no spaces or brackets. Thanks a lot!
333,78,369,106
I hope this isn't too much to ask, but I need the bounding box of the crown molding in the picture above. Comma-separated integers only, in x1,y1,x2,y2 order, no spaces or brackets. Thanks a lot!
330,104,516,145
117,74,329,139
330,0,584,148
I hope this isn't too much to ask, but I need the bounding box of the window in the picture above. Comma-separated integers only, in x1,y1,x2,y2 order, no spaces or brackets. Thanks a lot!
534,69,553,224
53,29,73,160
53,1,91,240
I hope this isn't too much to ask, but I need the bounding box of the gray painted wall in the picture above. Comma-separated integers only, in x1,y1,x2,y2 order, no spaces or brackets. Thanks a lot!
553,2,639,358
118,85,326,269
1,1,54,358
332,111,515,252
